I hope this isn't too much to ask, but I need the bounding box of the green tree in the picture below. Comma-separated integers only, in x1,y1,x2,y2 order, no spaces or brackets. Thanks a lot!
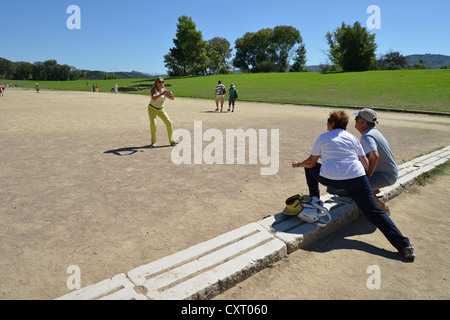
271,26,302,72
12,61,33,80
326,21,377,72
105,73,117,80
32,62,44,80
0,58,82,81
164,52,185,77
379,50,407,70
207,37,232,74
290,44,307,72
57,64,71,81
233,26,303,73
69,67,86,80
234,29,272,72
410,59,430,70
30,60,70,81
206,50,223,75
43,60,59,80
0,58,15,79
165,16,208,76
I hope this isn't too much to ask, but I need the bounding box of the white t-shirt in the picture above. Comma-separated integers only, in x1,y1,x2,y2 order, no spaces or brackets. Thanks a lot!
311,129,366,180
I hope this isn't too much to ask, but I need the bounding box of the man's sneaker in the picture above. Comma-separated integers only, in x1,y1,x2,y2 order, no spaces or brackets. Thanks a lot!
403,245,416,259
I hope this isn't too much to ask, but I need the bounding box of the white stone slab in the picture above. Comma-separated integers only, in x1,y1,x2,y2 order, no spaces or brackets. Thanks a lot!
127,223,286,300
420,156,441,165
153,238,286,300
56,273,147,300
258,195,360,252
411,147,450,165
379,182,403,202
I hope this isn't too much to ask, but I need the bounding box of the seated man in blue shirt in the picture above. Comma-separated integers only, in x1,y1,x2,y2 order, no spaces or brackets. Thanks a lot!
353,108,398,215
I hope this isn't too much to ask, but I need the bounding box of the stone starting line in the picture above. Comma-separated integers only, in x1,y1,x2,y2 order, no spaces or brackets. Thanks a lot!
56,146,450,300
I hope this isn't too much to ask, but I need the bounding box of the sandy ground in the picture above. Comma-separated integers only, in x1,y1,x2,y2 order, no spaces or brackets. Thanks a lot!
0,88,449,300
216,174,450,300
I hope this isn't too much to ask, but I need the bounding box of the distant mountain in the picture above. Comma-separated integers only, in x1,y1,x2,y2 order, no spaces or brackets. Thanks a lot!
305,65,323,72
405,54,450,69
85,70,165,80
305,54,450,72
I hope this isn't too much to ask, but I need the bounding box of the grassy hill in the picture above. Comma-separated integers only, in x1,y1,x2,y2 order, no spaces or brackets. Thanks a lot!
6,69,449,113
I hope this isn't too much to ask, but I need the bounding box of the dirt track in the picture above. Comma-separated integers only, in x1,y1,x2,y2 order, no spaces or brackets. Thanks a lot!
0,88,449,299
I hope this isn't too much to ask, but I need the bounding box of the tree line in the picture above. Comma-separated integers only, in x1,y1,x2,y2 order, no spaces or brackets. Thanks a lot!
166,17,434,76
166,17,377,76
0,58,86,81
164,16,308,76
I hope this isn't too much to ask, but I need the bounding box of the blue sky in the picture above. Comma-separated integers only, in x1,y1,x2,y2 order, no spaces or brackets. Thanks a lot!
1,0,449,74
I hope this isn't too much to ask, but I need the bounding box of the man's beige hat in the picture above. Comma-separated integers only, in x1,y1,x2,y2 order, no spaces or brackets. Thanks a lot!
353,108,379,124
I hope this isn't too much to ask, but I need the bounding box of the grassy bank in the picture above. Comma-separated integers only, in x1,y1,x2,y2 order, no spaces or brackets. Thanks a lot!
4,69,449,113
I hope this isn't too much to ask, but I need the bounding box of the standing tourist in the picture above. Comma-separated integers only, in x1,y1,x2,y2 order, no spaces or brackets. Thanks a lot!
148,77,178,147
227,83,238,112
214,80,226,112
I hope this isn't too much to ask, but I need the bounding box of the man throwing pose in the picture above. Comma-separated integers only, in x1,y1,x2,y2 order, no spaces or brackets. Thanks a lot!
354,108,398,215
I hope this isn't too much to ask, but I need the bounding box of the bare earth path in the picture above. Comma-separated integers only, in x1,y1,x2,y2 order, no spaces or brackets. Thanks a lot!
215,173,450,300
0,88,449,299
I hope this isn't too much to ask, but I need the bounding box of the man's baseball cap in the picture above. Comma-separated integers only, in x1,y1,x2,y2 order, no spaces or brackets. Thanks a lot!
353,108,379,124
